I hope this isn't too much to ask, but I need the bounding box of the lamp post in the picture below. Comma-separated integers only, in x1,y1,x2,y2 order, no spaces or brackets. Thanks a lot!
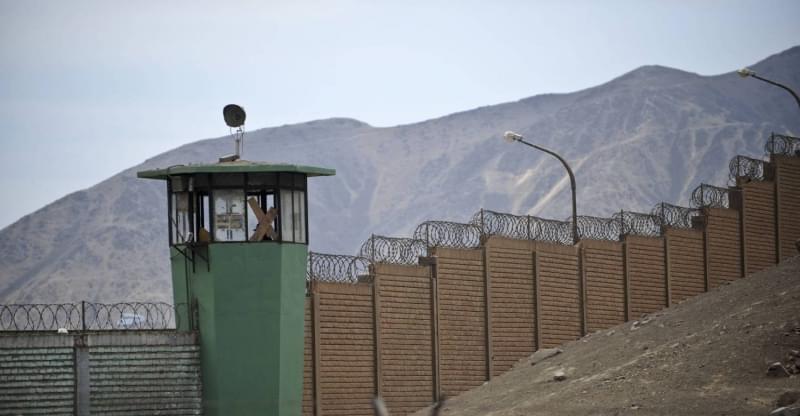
503,131,579,245
737,67,800,111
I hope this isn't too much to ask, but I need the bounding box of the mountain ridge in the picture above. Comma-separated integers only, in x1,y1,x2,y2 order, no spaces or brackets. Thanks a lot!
1,46,798,303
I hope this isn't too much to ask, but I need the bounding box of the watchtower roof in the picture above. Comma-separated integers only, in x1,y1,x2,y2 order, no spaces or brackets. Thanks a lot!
137,160,336,180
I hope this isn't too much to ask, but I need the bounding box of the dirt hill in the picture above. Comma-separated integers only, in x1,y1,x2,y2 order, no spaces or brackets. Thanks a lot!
413,256,800,416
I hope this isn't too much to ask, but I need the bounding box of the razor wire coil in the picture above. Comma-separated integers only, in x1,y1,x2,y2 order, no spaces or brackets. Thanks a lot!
307,252,370,283
613,210,662,237
413,220,482,249
690,183,730,209
765,133,800,157
0,302,183,331
358,235,427,265
729,155,768,184
651,202,701,229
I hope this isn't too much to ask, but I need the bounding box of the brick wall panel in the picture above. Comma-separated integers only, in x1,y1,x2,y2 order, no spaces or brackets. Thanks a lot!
317,282,375,416
705,208,742,288
582,240,625,332
485,237,535,377
375,263,434,416
666,228,705,304
433,247,486,398
535,243,581,348
303,297,314,416
741,180,777,274
776,156,800,260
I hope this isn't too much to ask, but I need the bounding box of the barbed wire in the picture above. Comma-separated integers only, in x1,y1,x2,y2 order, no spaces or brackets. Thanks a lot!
413,220,482,249
690,183,730,209
729,155,768,184
0,302,183,331
470,209,531,240
307,252,370,284
573,215,621,241
765,133,800,157
358,235,427,265
651,202,701,229
469,209,572,245
612,210,662,237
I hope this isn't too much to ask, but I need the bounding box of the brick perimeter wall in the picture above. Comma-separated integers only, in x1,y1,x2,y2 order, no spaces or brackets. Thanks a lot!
582,240,625,333
705,208,742,288
317,282,375,416
666,228,705,304
741,180,777,274
433,247,487,398
375,264,434,415
303,297,314,416
625,236,667,317
776,156,800,260
535,243,581,348
486,238,535,377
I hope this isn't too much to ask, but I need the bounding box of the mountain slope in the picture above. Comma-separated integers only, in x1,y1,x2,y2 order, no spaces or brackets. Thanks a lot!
412,256,800,416
1,47,799,303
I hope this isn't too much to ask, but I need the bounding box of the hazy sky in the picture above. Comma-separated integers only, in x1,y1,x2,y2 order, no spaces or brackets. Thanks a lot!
1,0,799,229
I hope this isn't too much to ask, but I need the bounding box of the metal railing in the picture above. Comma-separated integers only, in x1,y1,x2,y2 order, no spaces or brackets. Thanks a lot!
0,302,183,331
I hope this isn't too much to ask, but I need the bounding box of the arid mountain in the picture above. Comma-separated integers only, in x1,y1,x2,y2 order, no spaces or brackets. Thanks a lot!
1,47,799,304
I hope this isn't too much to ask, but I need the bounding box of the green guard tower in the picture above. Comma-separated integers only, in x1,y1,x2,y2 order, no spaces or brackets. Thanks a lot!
138,159,334,415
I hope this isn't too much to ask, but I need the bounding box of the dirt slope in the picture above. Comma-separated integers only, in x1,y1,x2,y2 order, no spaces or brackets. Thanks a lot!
414,257,800,416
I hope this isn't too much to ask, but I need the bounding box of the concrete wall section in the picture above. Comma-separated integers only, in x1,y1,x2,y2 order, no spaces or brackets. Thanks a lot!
432,247,487,398
534,243,581,348
624,236,666,317
485,237,536,377
775,156,800,260
666,228,705,304
741,180,777,275
0,335,74,416
582,240,625,333
316,282,376,416
705,208,742,288
375,264,435,416
88,333,202,415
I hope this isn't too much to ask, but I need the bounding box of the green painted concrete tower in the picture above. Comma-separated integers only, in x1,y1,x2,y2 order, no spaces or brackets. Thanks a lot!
138,161,334,416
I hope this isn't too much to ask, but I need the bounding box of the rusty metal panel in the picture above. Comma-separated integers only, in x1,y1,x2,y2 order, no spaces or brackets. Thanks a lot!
666,228,705,304
741,181,778,274
775,156,800,260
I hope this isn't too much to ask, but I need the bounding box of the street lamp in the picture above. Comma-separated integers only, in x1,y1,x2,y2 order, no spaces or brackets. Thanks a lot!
503,131,579,245
737,67,800,111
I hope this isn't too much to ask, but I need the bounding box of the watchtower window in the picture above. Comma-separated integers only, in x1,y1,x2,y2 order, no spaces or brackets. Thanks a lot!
213,189,246,242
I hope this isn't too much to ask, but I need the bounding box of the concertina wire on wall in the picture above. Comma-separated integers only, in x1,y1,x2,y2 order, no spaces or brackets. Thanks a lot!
0,302,183,331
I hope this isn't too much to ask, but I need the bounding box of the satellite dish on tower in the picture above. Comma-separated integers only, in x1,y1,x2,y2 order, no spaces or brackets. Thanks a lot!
223,104,246,128
219,104,247,163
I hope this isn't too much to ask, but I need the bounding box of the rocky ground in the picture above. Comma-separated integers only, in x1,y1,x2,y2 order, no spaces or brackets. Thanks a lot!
412,256,800,416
